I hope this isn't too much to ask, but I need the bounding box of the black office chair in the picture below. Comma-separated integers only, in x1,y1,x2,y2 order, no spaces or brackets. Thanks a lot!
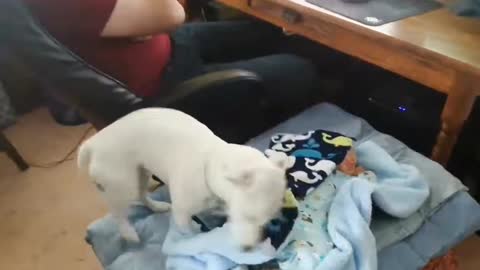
0,0,272,143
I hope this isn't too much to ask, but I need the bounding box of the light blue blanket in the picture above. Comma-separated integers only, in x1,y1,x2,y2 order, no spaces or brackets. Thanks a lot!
273,140,429,270
162,219,276,270
87,190,277,270
87,140,429,270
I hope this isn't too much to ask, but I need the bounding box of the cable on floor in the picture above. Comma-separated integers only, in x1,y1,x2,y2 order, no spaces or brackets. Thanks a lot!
28,125,95,168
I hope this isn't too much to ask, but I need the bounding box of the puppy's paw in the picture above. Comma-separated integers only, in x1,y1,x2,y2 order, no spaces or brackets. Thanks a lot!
174,217,194,235
123,232,140,243
149,201,171,212
177,224,195,235
145,197,171,212
119,223,140,243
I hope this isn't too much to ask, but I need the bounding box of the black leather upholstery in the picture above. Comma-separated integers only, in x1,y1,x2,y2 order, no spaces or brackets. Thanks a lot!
1,0,143,128
0,0,267,132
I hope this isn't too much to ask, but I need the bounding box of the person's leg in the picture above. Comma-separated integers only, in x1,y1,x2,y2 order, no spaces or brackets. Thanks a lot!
186,54,319,142
161,20,284,93
203,54,319,111
160,20,285,96
172,20,285,63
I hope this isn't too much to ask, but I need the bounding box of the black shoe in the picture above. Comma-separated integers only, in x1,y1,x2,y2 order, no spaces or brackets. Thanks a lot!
45,94,86,126
49,106,86,126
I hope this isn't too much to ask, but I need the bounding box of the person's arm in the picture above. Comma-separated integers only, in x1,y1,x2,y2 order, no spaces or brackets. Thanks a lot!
101,0,186,38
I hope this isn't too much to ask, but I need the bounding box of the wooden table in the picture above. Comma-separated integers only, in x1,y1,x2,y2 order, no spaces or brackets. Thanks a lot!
217,0,480,165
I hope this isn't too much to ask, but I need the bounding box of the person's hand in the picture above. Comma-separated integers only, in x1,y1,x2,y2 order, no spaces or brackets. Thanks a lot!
102,0,186,38
177,0,187,7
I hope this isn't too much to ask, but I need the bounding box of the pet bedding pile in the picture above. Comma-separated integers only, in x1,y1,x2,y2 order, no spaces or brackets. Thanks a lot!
86,129,429,270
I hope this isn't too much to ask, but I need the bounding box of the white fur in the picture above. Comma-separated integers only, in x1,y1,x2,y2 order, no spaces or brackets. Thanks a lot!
78,108,288,248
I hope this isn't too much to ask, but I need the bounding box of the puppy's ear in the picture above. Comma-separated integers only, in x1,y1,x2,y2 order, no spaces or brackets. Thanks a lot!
265,150,295,171
227,171,253,187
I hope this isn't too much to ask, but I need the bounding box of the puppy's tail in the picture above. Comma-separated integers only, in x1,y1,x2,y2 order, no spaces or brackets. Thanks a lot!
77,142,92,171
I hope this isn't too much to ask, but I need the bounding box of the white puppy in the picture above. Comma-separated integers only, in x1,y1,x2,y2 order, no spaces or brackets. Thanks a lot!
78,108,288,249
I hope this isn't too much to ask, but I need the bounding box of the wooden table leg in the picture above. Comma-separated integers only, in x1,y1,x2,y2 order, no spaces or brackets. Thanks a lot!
422,250,458,270
431,77,477,166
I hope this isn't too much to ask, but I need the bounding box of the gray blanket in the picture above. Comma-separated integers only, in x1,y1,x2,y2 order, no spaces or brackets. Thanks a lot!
452,0,480,17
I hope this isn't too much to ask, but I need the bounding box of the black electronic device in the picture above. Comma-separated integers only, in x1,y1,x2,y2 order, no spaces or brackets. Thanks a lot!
337,62,479,204
339,70,444,156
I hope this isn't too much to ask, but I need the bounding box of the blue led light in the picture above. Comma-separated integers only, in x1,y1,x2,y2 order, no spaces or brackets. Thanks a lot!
398,106,407,112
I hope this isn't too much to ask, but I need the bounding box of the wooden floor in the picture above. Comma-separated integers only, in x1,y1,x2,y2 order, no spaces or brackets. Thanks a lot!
0,108,104,270
0,108,479,270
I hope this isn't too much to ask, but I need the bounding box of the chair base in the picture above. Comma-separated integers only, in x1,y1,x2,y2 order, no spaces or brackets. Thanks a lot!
0,132,29,171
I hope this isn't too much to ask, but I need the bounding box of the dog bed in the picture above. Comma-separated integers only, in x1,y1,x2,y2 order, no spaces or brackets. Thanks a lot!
86,103,480,270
